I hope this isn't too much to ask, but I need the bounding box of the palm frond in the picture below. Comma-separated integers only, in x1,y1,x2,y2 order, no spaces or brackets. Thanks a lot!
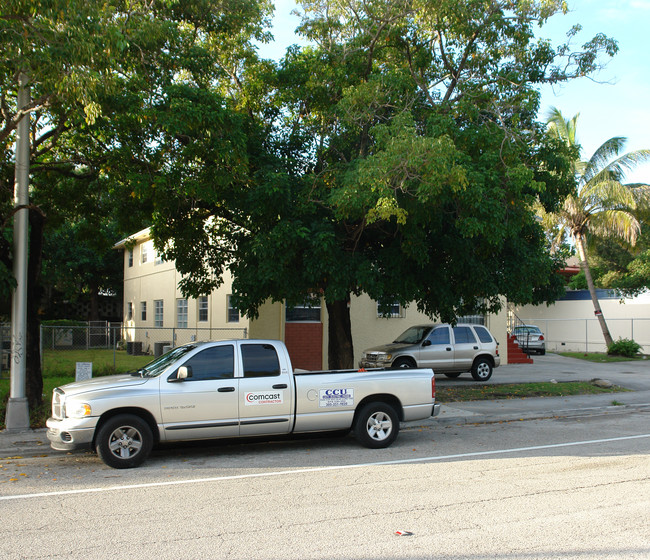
587,209,640,245
626,183,650,207
580,178,638,212
545,106,578,147
582,136,627,183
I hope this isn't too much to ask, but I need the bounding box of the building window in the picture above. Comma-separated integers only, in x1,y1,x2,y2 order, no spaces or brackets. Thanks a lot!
227,295,239,323
154,300,164,327
377,300,403,318
128,250,133,268
154,250,163,265
177,298,188,328
286,296,321,322
198,296,209,322
141,242,149,264
126,302,133,321
140,301,147,321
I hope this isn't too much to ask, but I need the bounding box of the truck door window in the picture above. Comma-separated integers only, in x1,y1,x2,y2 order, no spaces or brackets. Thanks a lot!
427,327,450,345
241,344,281,378
178,345,234,381
452,326,477,344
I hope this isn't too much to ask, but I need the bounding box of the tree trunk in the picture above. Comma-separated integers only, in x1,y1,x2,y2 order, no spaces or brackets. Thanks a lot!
574,231,614,349
26,208,45,410
326,298,354,370
89,285,100,321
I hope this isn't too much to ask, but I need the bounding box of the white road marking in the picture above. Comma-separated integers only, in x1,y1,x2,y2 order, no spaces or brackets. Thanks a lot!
2,434,648,502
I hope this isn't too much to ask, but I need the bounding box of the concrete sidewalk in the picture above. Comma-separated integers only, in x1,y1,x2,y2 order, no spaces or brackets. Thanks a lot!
1,353,648,459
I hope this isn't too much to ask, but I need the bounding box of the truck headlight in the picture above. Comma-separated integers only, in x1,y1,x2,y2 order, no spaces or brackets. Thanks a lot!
65,402,92,418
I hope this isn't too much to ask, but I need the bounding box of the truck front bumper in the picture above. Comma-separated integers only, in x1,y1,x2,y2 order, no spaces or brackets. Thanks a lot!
46,416,98,451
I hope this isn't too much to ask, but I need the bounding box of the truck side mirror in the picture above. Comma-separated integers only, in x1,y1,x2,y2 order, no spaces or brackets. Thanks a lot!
175,365,193,381
422,340,431,347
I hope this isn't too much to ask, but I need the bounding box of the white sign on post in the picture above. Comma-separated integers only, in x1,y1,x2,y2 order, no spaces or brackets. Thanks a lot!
75,362,92,382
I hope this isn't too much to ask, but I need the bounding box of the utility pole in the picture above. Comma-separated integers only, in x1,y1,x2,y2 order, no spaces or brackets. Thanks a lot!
6,72,31,431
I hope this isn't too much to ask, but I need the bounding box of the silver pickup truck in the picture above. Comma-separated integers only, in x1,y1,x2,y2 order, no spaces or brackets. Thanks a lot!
47,339,440,468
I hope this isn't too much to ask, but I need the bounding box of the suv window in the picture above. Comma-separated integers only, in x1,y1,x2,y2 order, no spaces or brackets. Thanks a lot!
178,345,234,381
242,344,281,378
427,326,450,345
453,326,477,344
473,326,494,344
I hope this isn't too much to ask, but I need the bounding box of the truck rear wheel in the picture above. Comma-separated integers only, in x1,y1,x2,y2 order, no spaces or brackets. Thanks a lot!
354,402,399,449
96,414,153,469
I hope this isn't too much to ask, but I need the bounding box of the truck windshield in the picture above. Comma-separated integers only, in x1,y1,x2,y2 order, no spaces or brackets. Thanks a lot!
131,344,197,378
393,326,433,344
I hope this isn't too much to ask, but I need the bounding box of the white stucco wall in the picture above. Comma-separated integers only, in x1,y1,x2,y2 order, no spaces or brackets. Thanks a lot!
349,295,509,366
116,230,510,363
119,234,249,353
513,291,650,353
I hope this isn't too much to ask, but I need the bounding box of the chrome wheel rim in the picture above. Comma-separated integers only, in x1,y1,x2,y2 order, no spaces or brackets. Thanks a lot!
476,362,491,378
108,426,143,459
366,411,393,441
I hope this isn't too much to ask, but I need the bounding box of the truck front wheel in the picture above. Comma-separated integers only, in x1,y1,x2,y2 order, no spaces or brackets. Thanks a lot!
354,402,399,449
392,357,415,369
96,414,153,469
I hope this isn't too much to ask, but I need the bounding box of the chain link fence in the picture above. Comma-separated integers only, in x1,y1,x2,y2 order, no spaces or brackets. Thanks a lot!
1,322,248,376
517,317,650,354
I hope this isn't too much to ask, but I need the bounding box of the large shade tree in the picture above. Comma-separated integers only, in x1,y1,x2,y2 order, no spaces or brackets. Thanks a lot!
141,0,618,368
544,107,650,347
1,0,273,410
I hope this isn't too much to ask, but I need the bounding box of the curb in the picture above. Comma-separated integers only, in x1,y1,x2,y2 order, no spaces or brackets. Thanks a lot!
403,402,650,430
3,403,650,460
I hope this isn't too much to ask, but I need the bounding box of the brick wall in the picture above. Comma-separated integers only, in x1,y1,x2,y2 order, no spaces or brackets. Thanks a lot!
285,322,323,371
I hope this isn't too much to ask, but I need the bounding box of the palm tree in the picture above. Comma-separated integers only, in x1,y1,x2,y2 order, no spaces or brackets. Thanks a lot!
544,107,650,348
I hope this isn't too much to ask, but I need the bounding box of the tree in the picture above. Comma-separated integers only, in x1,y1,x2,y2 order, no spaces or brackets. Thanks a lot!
1,0,273,410
544,107,650,347
142,0,617,368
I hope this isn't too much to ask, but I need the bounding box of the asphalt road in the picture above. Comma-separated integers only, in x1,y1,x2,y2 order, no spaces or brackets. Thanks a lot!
1,408,649,559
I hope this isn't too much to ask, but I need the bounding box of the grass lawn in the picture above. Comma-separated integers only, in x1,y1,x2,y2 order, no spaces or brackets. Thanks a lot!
42,348,154,377
1,349,155,428
437,381,628,403
557,352,647,363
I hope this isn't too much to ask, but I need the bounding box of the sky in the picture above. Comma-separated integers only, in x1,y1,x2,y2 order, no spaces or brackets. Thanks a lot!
262,0,650,184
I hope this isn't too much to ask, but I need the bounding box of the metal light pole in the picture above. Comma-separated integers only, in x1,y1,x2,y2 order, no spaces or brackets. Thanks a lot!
6,72,31,431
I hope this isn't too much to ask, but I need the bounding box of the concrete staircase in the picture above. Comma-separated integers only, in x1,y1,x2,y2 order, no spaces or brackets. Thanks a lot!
507,334,533,364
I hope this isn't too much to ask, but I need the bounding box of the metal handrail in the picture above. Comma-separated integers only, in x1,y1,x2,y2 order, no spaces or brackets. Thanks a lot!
507,304,528,334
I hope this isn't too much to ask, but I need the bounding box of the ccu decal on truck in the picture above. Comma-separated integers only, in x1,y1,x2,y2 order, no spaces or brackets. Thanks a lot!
245,391,284,405
319,388,354,407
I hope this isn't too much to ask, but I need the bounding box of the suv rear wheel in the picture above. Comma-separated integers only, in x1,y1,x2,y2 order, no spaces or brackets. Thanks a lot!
471,357,493,382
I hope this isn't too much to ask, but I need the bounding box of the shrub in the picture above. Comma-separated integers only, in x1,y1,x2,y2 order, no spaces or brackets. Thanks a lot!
607,338,642,358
